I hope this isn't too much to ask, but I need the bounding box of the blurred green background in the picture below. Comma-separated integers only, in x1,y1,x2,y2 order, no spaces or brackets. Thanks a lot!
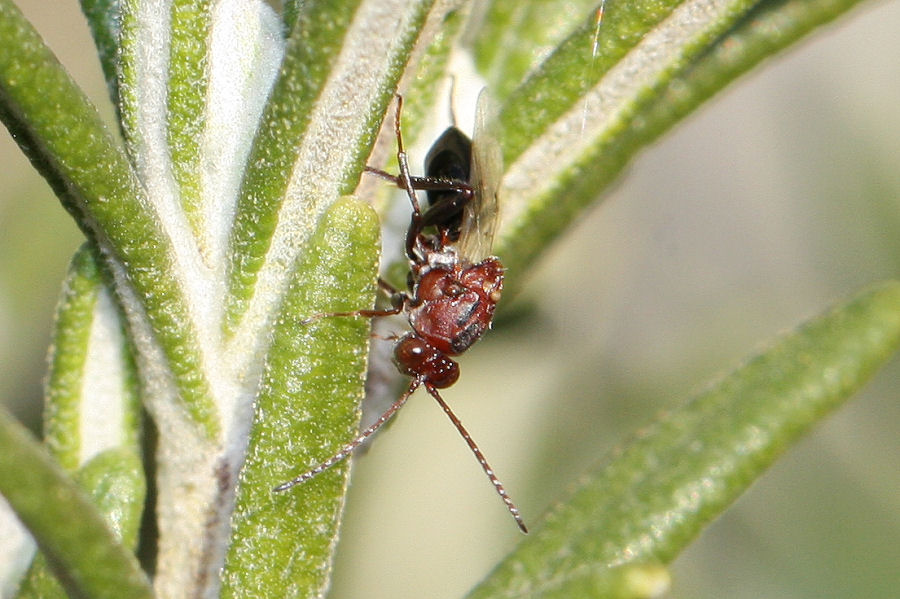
2,1,898,598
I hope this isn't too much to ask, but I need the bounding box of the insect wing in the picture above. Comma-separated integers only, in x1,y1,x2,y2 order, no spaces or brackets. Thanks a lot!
458,90,502,262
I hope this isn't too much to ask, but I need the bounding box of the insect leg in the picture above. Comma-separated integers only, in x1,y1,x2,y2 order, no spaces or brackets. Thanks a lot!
391,97,427,261
365,168,461,194
298,306,403,326
377,277,401,297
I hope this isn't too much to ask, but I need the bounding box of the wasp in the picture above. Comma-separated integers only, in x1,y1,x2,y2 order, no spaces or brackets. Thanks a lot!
276,92,526,534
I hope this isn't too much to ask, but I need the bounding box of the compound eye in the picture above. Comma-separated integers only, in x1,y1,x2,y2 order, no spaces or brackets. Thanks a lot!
393,335,460,389
394,335,428,371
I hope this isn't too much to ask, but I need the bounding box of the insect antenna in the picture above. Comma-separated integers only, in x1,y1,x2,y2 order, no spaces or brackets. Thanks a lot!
273,378,422,492
424,384,528,534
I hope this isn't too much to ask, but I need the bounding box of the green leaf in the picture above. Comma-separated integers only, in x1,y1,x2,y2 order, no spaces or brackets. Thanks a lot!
75,449,147,552
632,0,874,144
224,0,374,332
44,246,142,472
467,281,900,597
0,0,138,222
16,448,147,599
493,0,705,164
222,197,380,598
482,0,867,290
224,0,438,334
521,563,671,599
487,0,754,283
167,0,213,238
472,0,601,101
0,407,152,599
14,245,146,598
387,3,467,152
42,249,99,473
1,0,219,438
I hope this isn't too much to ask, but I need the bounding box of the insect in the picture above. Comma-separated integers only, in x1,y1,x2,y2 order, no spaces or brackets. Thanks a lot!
274,92,526,534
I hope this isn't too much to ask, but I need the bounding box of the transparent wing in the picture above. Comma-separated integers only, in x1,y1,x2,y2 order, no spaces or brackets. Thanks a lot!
458,89,502,262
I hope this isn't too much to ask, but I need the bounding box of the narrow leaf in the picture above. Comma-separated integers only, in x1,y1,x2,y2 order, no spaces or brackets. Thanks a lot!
467,281,900,597
0,407,152,599
16,449,146,599
43,249,100,473
44,245,142,471
493,0,702,164
472,0,600,101
526,563,671,599
490,0,757,280
167,0,213,239
489,0,870,286
15,245,146,598
0,0,219,438
386,2,467,152
225,0,437,336
630,0,874,151
224,0,369,331
222,197,380,598
0,0,139,222
197,0,284,268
